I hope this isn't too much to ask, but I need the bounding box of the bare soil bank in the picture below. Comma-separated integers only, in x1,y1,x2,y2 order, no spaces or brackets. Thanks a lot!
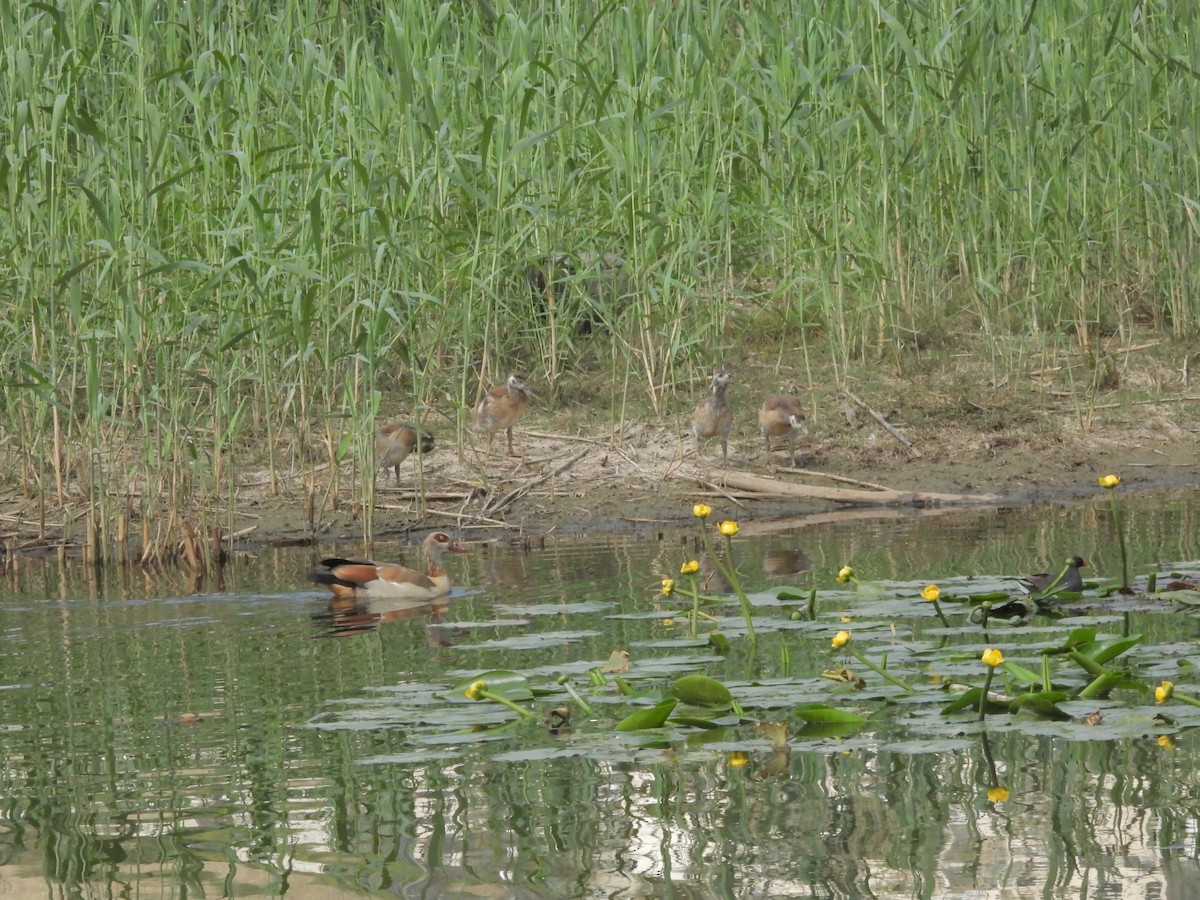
277,335,1200,547
5,333,1196,556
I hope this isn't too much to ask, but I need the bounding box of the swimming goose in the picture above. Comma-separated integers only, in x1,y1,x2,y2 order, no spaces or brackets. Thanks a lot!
312,532,468,600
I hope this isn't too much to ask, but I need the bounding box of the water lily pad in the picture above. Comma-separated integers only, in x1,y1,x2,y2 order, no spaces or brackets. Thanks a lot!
494,601,613,616
448,670,534,703
358,750,462,765
455,630,601,651
492,747,593,762
615,698,679,731
880,737,975,754
793,704,868,725
670,674,733,707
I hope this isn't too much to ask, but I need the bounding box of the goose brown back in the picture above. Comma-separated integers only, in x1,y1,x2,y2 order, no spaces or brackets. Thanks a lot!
312,532,468,599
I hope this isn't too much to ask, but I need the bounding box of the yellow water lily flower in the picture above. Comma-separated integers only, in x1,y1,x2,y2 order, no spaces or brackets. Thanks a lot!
727,751,750,767
921,584,941,602
718,520,739,537
693,503,713,518
987,786,1009,803
832,630,851,649
1157,734,1175,751
1097,474,1121,489
981,648,1004,668
465,680,487,701
661,578,675,597
680,560,700,575
1155,680,1174,704
836,565,855,583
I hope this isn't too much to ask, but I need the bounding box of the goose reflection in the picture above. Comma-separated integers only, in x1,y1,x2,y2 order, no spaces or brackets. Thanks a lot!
762,547,809,580
312,594,466,646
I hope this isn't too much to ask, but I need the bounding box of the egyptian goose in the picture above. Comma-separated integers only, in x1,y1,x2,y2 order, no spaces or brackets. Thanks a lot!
472,373,532,456
311,532,468,600
758,395,809,464
691,370,734,464
375,422,434,484
1017,556,1088,595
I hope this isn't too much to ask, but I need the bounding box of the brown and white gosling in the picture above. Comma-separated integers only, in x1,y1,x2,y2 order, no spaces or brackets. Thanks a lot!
375,422,435,484
758,395,809,465
472,373,532,456
691,370,734,465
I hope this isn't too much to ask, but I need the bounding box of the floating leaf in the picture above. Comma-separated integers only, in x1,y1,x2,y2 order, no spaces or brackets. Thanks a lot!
1089,634,1143,665
794,704,867,725
1062,627,1098,650
796,721,866,739
670,674,733,707
1002,660,1044,685
776,588,809,600
449,670,534,703
673,715,737,730
942,688,1011,716
615,698,678,731
1076,672,1128,700
1010,693,1072,720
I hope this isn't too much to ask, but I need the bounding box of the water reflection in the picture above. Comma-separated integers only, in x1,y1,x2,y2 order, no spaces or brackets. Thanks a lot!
0,490,1198,896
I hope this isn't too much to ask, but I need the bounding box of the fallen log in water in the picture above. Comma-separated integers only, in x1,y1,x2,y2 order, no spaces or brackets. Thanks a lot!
687,470,1002,507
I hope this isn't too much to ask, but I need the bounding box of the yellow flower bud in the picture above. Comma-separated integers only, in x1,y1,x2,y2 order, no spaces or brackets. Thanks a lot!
692,503,713,518
465,680,487,701
836,565,855,583
921,584,941,602
680,560,700,575
987,785,1009,803
661,578,675,597
1157,734,1175,751
1155,680,1174,704
831,630,851,649
981,648,1004,668
718,520,739,537
1097,474,1121,489
727,751,750,768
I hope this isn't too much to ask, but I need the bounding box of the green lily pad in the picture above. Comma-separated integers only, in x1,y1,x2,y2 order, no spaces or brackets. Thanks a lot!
670,674,733,707
794,703,868,725
615,698,678,731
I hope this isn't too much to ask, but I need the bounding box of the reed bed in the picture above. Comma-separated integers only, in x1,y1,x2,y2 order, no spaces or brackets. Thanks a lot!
1,0,1198,554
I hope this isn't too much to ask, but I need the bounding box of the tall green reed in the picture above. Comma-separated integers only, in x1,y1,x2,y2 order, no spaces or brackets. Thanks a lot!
1,0,1198,552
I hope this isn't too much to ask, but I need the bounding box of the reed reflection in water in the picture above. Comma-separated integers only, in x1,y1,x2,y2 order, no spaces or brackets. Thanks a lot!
0,491,1197,896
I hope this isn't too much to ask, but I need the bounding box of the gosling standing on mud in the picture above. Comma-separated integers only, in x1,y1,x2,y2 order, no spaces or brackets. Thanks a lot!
758,395,809,466
692,370,734,465
472,373,533,457
375,422,434,484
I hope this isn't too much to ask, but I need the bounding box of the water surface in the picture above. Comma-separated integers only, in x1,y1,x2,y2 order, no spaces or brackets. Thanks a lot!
1,492,1198,898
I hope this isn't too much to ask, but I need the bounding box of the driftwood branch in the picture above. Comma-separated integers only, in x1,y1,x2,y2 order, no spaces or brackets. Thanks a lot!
481,448,590,516
843,389,921,458
694,470,1000,507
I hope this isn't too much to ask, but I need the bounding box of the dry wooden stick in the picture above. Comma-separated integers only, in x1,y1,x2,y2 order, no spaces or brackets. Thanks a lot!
482,448,589,517
777,467,892,492
700,470,999,506
843,389,921,458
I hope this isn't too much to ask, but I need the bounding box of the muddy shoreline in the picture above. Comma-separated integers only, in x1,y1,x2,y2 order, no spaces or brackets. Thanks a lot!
7,343,1199,557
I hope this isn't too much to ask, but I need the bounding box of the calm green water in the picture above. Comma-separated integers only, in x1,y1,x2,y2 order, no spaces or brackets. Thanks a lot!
1,492,1199,898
